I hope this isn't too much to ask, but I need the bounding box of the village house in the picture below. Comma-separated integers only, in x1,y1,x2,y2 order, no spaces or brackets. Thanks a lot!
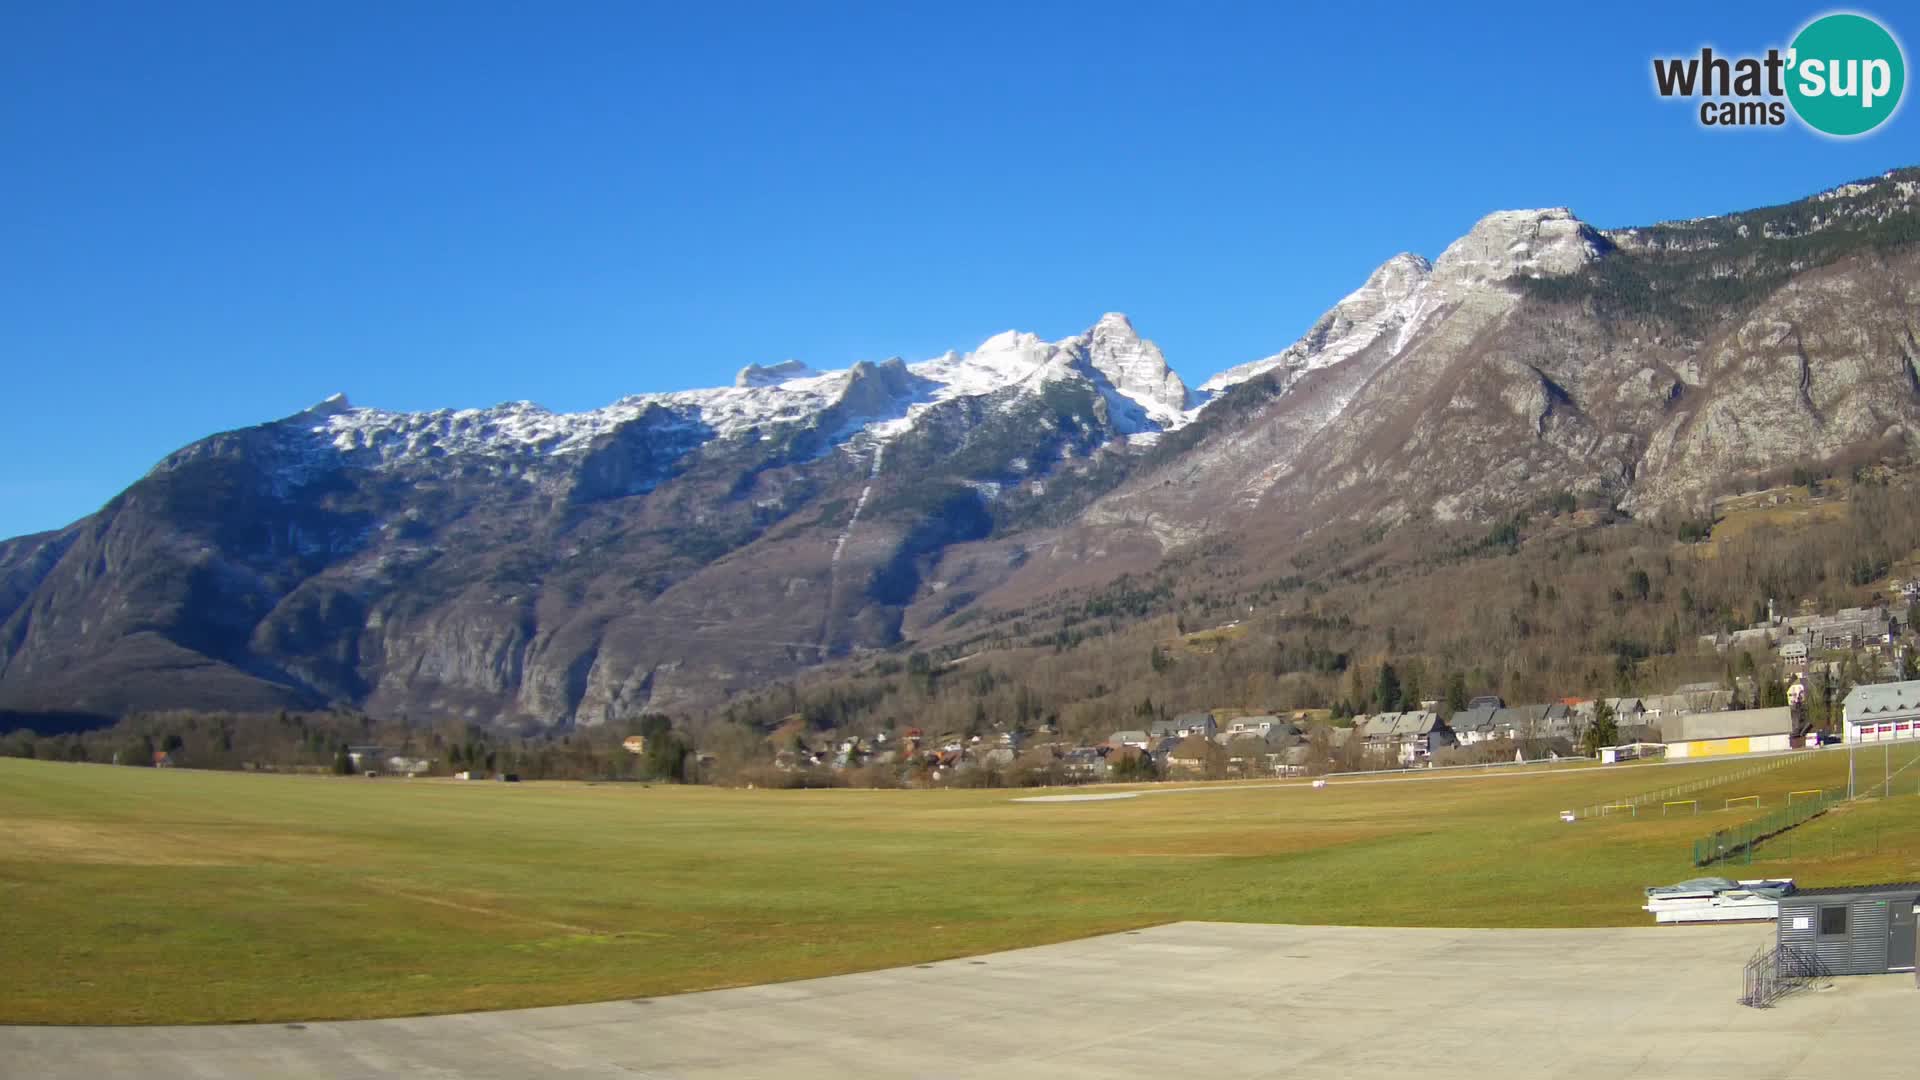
1488,707,1527,741
1358,711,1455,765
1395,711,1455,765
1104,744,1151,775
1107,729,1151,750
1448,706,1498,745
1535,705,1573,740
1060,747,1108,779
1223,733,1282,776
1225,715,1300,741
1600,698,1655,741
1607,696,1644,715
1809,606,1896,650
1460,704,1576,752
1165,735,1224,777
1148,735,1182,767
1528,703,1577,738
1706,601,1903,658
1642,687,1735,723
1173,712,1218,739
1355,712,1395,751
1842,679,1920,743
1311,725,1355,765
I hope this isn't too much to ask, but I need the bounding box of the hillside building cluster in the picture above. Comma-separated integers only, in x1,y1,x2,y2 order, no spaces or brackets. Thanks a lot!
763,671,1920,788
751,594,1920,787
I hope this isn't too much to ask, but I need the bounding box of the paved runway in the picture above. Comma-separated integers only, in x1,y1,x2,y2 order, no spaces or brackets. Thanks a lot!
3,922,1912,1078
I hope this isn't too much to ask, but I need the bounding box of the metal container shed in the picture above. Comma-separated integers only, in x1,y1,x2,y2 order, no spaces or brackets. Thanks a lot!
1776,883,1920,977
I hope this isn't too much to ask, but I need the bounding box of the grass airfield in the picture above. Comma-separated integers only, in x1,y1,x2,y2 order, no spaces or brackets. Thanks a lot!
4,748,1919,1024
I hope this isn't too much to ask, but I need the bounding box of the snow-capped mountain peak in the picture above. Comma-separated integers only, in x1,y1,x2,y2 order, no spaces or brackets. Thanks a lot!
1073,312,1190,429
279,205,1624,478
1197,251,1435,396
288,314,1210,472
1190,210,1608,401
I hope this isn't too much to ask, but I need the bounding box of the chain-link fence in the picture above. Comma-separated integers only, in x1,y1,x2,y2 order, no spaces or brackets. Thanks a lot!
1571,750,1814,820
1690,788,1839,867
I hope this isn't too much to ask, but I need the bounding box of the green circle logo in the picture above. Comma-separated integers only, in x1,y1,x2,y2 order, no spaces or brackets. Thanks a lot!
1787,13,1906,136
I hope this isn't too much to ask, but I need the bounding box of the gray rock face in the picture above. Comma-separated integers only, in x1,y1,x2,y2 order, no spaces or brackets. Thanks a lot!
1198,252,1434,395
1077,313,1191,424
0,312,1190,724
1076,170,1920,556
1431,207,1610,285
5,168,1920,726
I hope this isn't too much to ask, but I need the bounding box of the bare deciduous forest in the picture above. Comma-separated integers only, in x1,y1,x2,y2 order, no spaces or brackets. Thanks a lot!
713,467,1920,751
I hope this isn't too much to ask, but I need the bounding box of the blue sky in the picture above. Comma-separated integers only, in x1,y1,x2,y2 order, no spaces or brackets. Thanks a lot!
3,1,1917,540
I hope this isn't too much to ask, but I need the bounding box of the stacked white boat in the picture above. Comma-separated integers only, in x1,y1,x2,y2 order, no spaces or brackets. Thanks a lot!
1643,878,1796,923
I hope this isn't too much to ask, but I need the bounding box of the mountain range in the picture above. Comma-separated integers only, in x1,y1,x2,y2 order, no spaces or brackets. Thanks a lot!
5,168,1920,727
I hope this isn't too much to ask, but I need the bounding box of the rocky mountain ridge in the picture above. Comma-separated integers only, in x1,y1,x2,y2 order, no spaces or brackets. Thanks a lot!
5,167,1920,728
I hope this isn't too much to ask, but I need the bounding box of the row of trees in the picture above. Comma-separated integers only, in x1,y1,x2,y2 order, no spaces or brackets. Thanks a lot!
2,708,701,783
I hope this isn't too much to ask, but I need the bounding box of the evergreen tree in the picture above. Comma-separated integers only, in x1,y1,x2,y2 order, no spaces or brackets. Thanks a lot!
1761,678,1788,708
1374,664,1403,713
119,734,155,767
1582,699,1619,757
643,728,689,781
332,747,354,775
1444,673,1469,716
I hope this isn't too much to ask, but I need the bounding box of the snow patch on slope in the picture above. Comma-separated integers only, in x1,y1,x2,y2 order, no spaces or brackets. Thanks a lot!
291,206,1611,475
1198,253,1436,396
1074,313,1190,429
300,316,1197,471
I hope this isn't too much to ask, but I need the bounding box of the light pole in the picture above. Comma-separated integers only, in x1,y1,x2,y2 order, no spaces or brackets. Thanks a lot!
1839,679,1856,799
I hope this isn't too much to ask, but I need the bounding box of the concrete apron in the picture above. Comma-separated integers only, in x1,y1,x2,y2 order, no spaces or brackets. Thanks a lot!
1,922,1911,1079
